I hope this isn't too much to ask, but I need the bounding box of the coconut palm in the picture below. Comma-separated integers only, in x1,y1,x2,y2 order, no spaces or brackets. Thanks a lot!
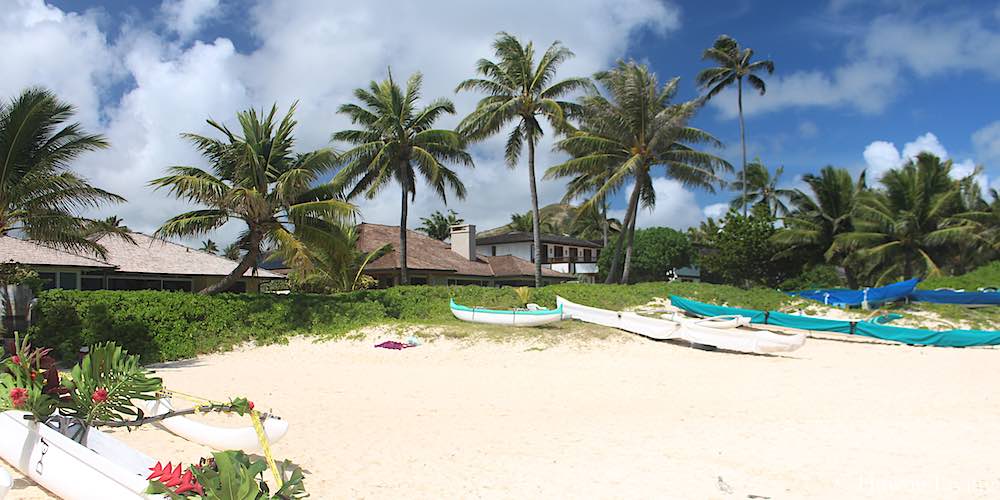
287,221,392,293
729,160,795,217
456,32,592,287
697,35,774,216
548,61,730,283
831,153,965,284
333,71,472,285
508,211,534,233
417,209,463,241
199,239,219,254
81,216,136,244
938,172,1000,272
552,149,620,247
568,202,620,244
222,241,241,261
771,166,866,287
151,103,354,294
0,87,124,256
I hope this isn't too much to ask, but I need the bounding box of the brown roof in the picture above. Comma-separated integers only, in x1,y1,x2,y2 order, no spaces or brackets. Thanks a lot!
357,223,571,279
0,236,115,269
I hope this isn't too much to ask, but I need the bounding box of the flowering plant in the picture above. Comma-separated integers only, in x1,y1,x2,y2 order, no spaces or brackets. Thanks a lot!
146,451,307,499
0,334,59,421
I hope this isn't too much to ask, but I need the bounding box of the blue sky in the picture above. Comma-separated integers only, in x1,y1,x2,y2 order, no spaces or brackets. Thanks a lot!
8,0,1000,243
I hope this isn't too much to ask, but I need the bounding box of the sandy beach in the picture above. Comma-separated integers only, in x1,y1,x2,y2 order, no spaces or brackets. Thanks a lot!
5,326,1000,499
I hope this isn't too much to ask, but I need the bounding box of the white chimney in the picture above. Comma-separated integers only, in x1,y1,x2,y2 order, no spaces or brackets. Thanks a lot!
450,224,476,260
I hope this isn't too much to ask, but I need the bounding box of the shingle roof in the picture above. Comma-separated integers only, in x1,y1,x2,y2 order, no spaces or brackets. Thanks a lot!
0,236,115,269
357,223,571,278
93,233,283,278
475,231,602,248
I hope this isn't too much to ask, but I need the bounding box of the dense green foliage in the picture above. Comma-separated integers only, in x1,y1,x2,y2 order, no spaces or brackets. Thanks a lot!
596,227,692,283
778,265,845,291
699,205,801,288
417,210,464,241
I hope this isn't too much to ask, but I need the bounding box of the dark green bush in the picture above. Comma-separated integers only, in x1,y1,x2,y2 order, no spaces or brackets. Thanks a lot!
597,227,692,283
779,265,845,291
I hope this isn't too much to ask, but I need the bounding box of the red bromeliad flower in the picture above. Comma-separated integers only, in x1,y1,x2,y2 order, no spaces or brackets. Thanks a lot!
148,461,203,496
91,387,109,403
9,387,28,408
10,355,20,365
248,401,254,411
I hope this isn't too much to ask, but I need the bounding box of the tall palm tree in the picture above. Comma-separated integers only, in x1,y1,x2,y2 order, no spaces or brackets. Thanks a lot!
548,61,730,283
151,103,354,294
551,148,619,247
832,153,965,284
771,166,866,287
697,35,774,216
0,87,124,256
333,71,472,285
199,239,219,254
417,209,463,241
729,160,796,217
456,32,591,287
568,202,621,243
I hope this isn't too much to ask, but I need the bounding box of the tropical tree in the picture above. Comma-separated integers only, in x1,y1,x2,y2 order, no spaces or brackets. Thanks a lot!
456,32,591,287
284,221,392,293
729,160,795,217
831,153,965,284
771,166,866,287
697,35,775,215
151,103,354,294
417,209,463,241
0,87,125,256
200,239,219,254
548,61,730,284
569,202,620,244
81,216,135,244
222,241,242,261
509,211,534,232
333,71,472,285
552,142,620,247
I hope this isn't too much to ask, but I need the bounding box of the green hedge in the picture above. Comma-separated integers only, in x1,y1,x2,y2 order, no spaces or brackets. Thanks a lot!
28,283,795,363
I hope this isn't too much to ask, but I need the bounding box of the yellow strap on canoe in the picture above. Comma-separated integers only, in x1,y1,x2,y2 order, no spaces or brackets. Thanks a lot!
250,410,283,489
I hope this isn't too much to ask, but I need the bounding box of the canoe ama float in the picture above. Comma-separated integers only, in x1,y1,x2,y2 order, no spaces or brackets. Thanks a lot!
556,296,805,354
450,299,564,327
144,398,288,452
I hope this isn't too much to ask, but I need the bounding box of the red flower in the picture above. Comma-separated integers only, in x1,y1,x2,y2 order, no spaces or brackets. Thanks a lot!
10,355,20,365
248,401,254,411
91,387,109,403
9,387,28,408
29,371,37,381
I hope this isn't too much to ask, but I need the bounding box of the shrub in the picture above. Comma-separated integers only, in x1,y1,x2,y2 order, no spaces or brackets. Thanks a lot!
779,265,845,291
597,227,693,283
699,205,803,288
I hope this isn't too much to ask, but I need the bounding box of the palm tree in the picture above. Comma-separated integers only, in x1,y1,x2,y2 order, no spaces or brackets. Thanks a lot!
729,160,795,217
549,146,619,247
333,71,472,285
771,166,866,287
548,61,730,283
697,35,774,216
222,241,241,261
832,153,965,284
81,216,135,244
940,172,999,272
0,88,124,256
285,221,393,292
151,103,354,294
569,203,620,244
509,211,534,233
200,239,219,254
456,32,591,287
417,209,463,241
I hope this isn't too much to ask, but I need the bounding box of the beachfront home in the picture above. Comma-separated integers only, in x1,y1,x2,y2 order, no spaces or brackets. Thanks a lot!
357,223,574,287
474,231,602,282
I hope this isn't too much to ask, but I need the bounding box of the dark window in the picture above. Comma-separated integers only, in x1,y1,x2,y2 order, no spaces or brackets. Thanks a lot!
491,246,496,256
109,278,162,290
81,277,104,291
224,281,247,293
583,249,592,262
162,280,193,292
409,276,428,285
37,272,57,290
58,272,78,290
570,248,578,262
554,246,564,258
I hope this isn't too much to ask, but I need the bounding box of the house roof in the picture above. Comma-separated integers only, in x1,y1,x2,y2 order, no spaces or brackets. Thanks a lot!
357,223,571,279
475,231,602,248
0,236,115,269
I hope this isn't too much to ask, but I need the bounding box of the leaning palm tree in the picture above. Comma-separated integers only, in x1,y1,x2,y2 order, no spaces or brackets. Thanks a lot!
456,32,591,287
417,209,463,241
548,61,730,283
771,166,866,287
199,239,219,255
0,87,124,256
831,153,965,284
697,35,774,215
729,160,795,217
151,103,354,294
333,71,472,285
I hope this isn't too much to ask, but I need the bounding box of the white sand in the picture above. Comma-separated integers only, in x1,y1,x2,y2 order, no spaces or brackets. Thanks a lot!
6,330,1000,499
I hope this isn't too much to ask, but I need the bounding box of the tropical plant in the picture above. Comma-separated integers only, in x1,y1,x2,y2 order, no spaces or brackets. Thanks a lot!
697,35,775,215
285,221,391,293
831,153,964,284
417,209,463,241
548,61,729,284
0,87,125,256
333,71,472,285
0,334,60,421
222,241,242,261
728,160,795,216
508,210,563,234
700,204,798,288
553,144,620,247
771,166,866,287
946,181,1000,270
82,216,136,244
150,103,354,294
456,32,591,287
60,341,162,427
147,450,307,499
687,216,721,247
596,227,693,283
199,239,219,254
569,203,620,244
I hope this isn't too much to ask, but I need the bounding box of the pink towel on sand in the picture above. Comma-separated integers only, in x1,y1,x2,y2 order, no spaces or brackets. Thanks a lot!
375,341,414,350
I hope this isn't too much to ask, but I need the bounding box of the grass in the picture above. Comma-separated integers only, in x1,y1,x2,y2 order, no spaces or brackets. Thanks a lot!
920,261,1000,291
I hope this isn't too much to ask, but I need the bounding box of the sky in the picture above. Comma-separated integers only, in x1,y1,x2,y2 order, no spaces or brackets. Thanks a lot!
5,0,1000,245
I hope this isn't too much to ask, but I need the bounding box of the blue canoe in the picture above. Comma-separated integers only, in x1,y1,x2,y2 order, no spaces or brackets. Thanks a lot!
669,295,1000,347
909,289,1000,306
789,278,919,308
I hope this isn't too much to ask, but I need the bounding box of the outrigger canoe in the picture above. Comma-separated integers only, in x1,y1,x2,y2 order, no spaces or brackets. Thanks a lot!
556,296,805,354
144,398,288,452
450,299,564,327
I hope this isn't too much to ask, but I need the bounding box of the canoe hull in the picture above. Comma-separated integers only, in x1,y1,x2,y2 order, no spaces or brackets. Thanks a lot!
450,300,564,327
144,398,288,452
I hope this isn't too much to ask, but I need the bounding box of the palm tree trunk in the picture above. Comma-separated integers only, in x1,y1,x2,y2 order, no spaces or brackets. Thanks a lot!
528,137,543,288
399,187,409,285
201,230,261,294
620,207,639,284
738,78,748,217
604,182,641,284
601,200,609,248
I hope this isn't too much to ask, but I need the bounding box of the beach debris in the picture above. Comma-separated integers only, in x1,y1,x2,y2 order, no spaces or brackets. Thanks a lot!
717,475,733,494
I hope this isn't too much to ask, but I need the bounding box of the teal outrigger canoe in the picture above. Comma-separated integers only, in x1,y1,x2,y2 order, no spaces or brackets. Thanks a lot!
670,295,1000,347
449,299,564,327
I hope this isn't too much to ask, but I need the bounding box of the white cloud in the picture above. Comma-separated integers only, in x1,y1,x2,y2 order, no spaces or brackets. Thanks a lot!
861,132,992,190
797,120,818,138
702,203,729,220
972,121,1000,166
864,15,1000,79
161,0,220,39
608,178,706,231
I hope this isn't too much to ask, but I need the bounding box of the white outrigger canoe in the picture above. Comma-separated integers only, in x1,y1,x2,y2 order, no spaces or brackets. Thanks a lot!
556,296,805,354
450,299,565,327
0,410,160,499
0,464,12,499
144,398,288,452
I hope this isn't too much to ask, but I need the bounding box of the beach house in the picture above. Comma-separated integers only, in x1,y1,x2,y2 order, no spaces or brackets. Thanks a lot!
474,231,602,282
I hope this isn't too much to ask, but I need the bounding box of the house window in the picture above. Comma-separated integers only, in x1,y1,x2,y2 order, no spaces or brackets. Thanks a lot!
491,246,496,256
554,246,564,258
109,278,162,290
81,276,104,291
570,248,578,262
410,276,428,285
37,272,57,290
583,249,592,262
58,272,78,290
163,280,193,292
